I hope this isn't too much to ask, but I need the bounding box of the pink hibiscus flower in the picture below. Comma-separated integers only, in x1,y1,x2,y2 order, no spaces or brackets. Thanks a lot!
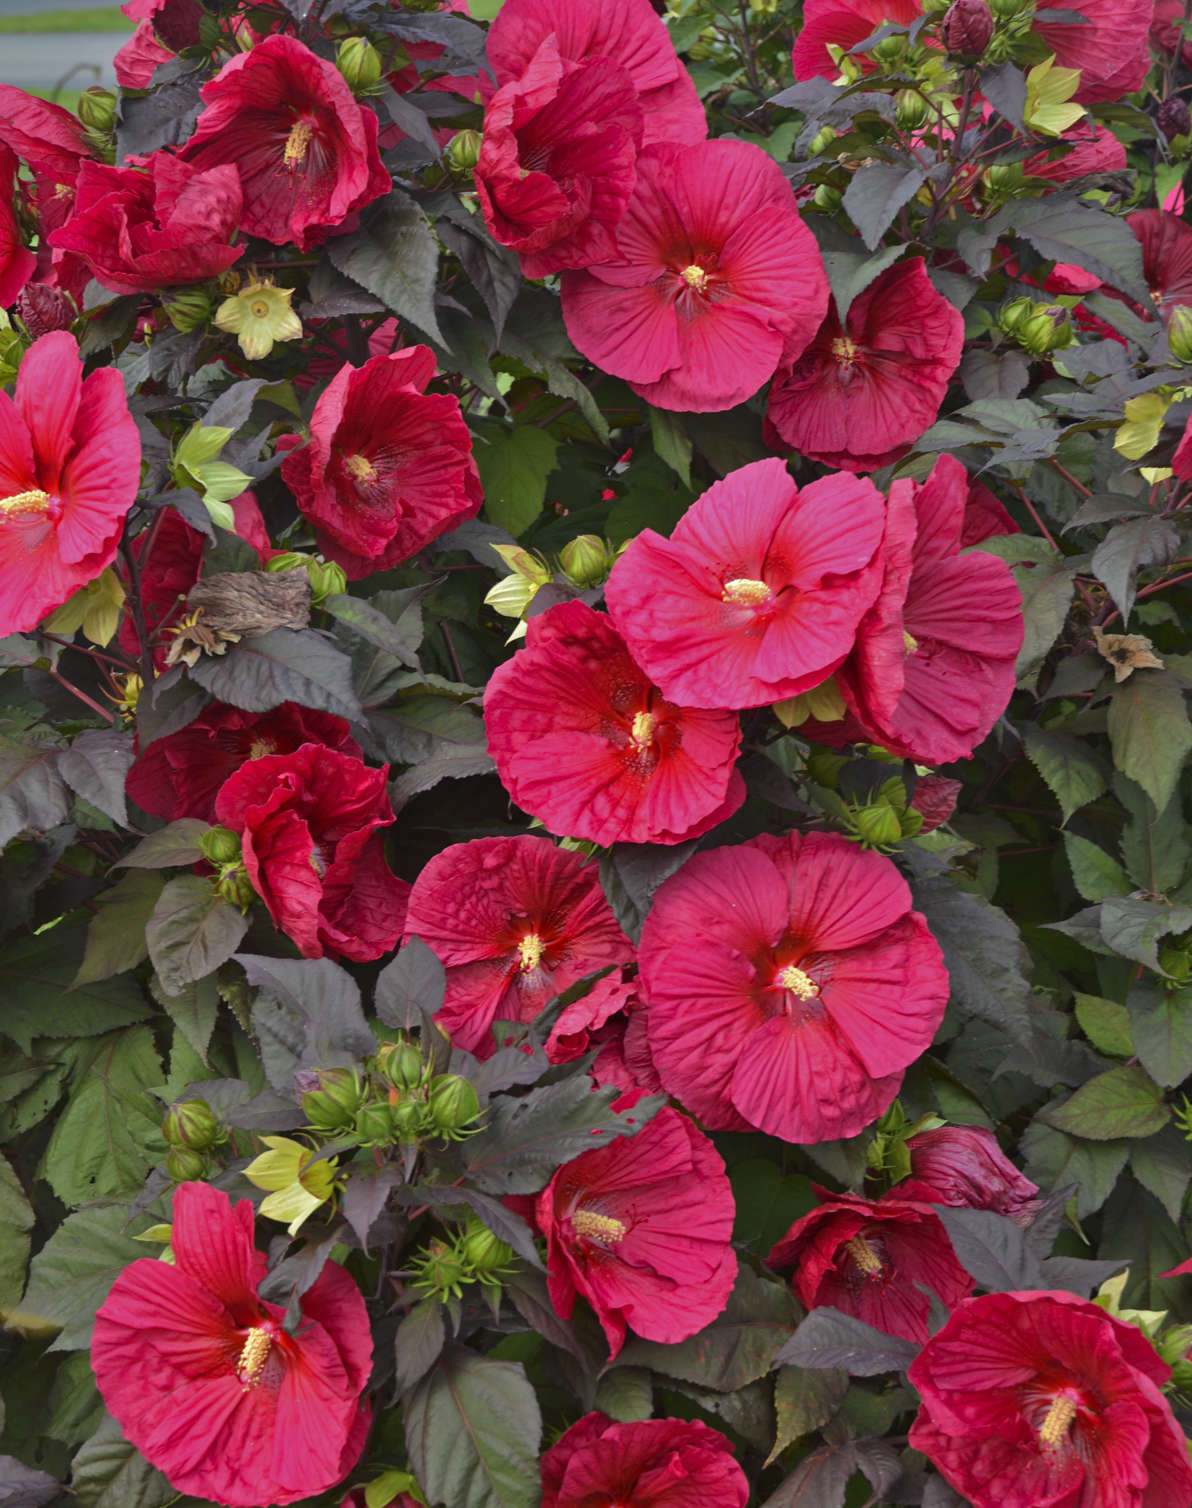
637,831,949,1143
1035,0,1153,103
542,1414,748,1508
1128,209,1192,325
484,600,745,846
792,0,922,80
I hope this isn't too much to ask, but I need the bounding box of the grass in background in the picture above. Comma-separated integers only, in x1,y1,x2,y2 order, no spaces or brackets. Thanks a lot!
0,9,130,32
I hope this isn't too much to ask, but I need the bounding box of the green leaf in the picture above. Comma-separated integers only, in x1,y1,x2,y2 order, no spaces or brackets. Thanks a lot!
993,197,1150,305
773,1307,917,1376
188,627,364,723
329,191,443,345
19,1204,154,1350
1107,670,1192,814
75,871,165,986
1127,984,1192,1089
1014,561,1074,687
145,876,249,996
393,1295,447,1396
593,1367,653,1423
404,1348,542,1508
1022,725,1107,824
476,427,559,538
118,818,211,870
71,1413,174,1508
1129,1125,1191,1222
151,970,220,1065
58,728,134,829
1062,832,1131,902
0,728,69,849
0,1153,33,1309
1100,895,1192,971
1072,993,1133,1058
729,1159,818,1257
841,161,928,251
1020,1120,1130,1217
1091,516,1179,623
41,1026,164,1207
769,1366,848,1465
1116,775,1189,893
323,586,426,669
648,406,692,488
1,919,153,1053
1043,1065,1170,1140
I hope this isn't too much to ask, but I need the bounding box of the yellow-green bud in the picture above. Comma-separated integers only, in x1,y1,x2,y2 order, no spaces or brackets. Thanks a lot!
1018,304,1073,355
871,34,907,63
983,162,1024,194
336,36,383,94
265,551,345,607
806,748,849,789
1168,304,1192,365
849,803,905,850
299,1067,366,1132
459,1221,514,1277
163,288,215,334
426,1074,481,1138
199,825,242,866
78,87,117,135
411,1238,470,1300
748,0,778,12
998,296,1036,335
166,1146,207,1182
378,1039,426,1092
446,129,483,173
559,534,612,588
895,90,930,130
391,1099,427,1143
687,28,717,61
808,126,837,157
163,1099,221,1151
813,183,843,212
215,866,256,911
355,1100,396,1145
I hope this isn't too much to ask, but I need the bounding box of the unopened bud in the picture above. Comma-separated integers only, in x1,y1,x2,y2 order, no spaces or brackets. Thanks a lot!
812,183,843,213
446,129,483,173
849,802,905,850
198,825,242,865
870,34,907,63
78,87,117,134
1169,305,1192,365
459,1221,513,1277
378,1040,426,1092
166,1146,207,1182
299,1067,366,1132
426,1074,480,1137
355,1100,396,1145
1018,304,1073,355
13,284,74,339
940,0,994,58
163,1099,221,1151
807,126,837,157
390,1099,427,1144
163,288,214,334
558,534,611,587
215,866,256,910
1158,97,1192,142
336,36,382,94
998,296,1036,336
895,90,930,130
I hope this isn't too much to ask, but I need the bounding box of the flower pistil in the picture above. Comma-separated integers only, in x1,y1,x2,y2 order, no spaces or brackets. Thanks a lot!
236,1324,274,1388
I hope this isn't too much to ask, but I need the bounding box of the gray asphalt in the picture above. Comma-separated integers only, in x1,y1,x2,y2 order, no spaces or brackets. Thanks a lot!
0,32,123,90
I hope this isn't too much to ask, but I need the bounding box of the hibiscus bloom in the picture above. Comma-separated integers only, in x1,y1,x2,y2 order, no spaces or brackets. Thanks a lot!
0,83,92,235
1023,122,1127,185
541,1414,748,1508
637,831,949,1143
178,35,390,250
49,153,243,296
835,457,1023,765
403,835,634,1058
791,0,921,80
768,1190,973,1343
765,258,963,472
0,332,140,637
605,459,885,709
895,1125,1041,1223
476,36,642,278
126,702,359,822
0,146,34,307
960,478,1017,548
279,346,481,579
114,21,174,89
214,744,409,963
92,1182,371,1508
484,600,745,846
909,1291,1192,1508
1128,209,1192,326
561,139,829,412
486,0,706,147
1034,0,1152,104
537,1106,736,1358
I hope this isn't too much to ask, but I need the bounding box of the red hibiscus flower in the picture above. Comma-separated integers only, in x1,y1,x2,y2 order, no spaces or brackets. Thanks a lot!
561,139,829,413
895,1124,1041,1223
214,744,410,963
637,831,949,1143
122,0,202,51
0,84,93,236
178,35,390,250
484,600,745,846
279,346,481,579
126,703,359,822
0,331,141,637
1024,122,1127,185
765,258,963,473
542,1414,748,1508
768,1190,973,1343
605,459,885,709
908,1291,1192,1508
961,478,1018,548
792,0,921,80
1035,0,1152,103
476,36,642,277
487,0,706,148
835,457,1023,765
403,835,634,1059
0,146,34,307
114,22,174,89
1153,0,1192,67
537,1106,736,1358
1128,209,1192,326
92,1182,371,1508
544,967,660,1089
49,153,242,296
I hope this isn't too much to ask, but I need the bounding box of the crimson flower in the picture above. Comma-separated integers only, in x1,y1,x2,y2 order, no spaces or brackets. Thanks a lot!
487,0,706,148
178,35,390,250
537,1106,736,1358
637,831,949,1143
896,1124,1041,1223
561,139,829,412
280,346,481,579
961,478,1018,548
92,1182,371,1508
909,1291,1192,1508
792,0,921,79
0,331,141,637
0,146,34,308
403,835,634,1059
1034,0,1152,103
544,968,661,1098
1128,209,1192,325
1024,122,1127,185
49,153,243,296
0,83,93,237
605,458,885,709
214,744,410,963
126,703,359,822
1153,0,1192,67
835,457,1023,765
541,1414,748,1508
768,1190,973,1343
114,22,174,89
476,36,642,277
765,258,963,472
484,600,745,846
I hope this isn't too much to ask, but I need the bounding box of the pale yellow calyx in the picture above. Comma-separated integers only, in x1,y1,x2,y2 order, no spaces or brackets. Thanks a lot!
680,263,708,291
284,117,315,167
831,335,859,367
572,1209,627,1244
845,1234,883,1278
236,1326,273,1387
779,965,819,1000
722,577,771,606
517,932,544,971
1038,1393,1077,1448
630,710,656,746
343,452,377,483
0,488,50,516
903,630,919,655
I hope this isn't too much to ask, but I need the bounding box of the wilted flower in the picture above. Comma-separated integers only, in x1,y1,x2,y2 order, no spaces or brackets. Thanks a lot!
1093,626,1165,682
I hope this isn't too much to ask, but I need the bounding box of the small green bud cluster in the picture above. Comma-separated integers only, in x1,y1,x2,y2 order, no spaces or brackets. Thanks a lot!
301,1039,484,1149
844,775,924,850
265,551,348,608
999,297,1074,354
162,1099,227,1180
409,1216,516,1301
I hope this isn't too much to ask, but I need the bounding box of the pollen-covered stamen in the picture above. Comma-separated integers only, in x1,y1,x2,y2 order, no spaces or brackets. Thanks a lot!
845,1234,883,1277
903,629,919,655
630,710,656,747
0,488,51,516
1038,1393,1078,1448
236,1325,273,1387
680,263,708,292
343,453,377,483
517,932,544,971
722,577,771,607
831,335,860,368
248,737,277,760
284,118,315,168
779,965,820,1000
572,1209,628,1244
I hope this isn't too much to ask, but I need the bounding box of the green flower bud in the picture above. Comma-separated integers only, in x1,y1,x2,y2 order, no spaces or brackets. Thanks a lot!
198,825,242,866
459,1221,514,1277
446,129,484,173
1157,1324,1192,1365
812,183,843,212
558,534,612,588
426,1074,481,1138
411,1238,470,1300
1018,304,1073,355
687,28,717,60
807,126,837,157
1171,1358,1192,1393
749,0,778,11
355,1100,397,1146
300,1067,366,1132
895,90,930,129
1168,304,1192,365
805,748,849,789
983,162,1024,195
1159,945,1192,984
163,288,215,334
378,1039,426,1092
166,1146,208,1182
998,296,1036,336
215,865,256,911
848,802,905,850
0,327,23,387
390,1099,427,1144
308,557,347,606
336,36,383,94
265,551,309,576
162,1099,221,1151
78,87,117,134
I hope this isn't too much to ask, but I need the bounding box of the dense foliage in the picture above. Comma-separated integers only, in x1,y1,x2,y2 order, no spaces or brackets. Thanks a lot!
3,0,1192,1504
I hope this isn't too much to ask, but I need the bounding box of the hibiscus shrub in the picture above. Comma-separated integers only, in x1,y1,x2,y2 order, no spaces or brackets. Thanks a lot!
6,0,1192,1505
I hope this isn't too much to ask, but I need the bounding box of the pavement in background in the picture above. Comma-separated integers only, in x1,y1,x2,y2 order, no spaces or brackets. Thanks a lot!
0,32,123,90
